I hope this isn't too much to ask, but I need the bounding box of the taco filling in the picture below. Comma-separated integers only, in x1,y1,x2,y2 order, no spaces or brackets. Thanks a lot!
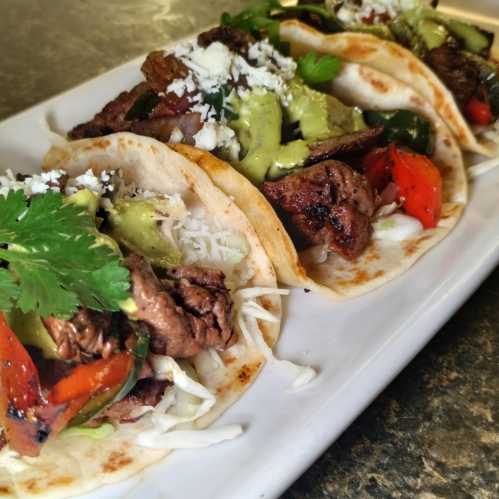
70,25,442,263
0,164,289,460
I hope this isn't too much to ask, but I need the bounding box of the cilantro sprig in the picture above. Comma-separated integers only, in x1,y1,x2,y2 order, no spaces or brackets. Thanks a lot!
0,190,130,318
297,52,342,86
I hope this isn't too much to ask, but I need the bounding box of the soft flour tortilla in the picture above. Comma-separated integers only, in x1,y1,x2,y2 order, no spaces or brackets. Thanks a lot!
279,19,498,157
0,133,281,499
173,62,467,299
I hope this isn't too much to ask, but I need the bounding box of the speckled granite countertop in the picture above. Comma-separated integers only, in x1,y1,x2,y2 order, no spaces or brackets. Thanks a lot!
1,1,497,497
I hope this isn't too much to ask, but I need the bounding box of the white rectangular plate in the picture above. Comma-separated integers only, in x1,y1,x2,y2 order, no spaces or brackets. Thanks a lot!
1,3,498,498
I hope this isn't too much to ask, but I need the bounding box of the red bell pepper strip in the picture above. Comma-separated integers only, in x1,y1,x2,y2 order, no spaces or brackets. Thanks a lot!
48,352,133,405
361,147,391,192
390,145,443,229
466,97,493,126
0,313,52,456
0,313,132,456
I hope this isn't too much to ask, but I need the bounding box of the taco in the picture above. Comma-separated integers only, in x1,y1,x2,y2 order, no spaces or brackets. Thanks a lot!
274,1,499,156
67,25,466,298
0,134,289,498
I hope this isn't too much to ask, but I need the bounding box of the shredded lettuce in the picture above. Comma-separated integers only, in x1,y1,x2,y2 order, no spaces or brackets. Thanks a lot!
233,287,317,389
133,356,242,449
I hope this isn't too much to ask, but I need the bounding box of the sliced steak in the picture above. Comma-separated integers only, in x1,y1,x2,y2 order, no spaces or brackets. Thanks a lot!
68,82,151,139
101,378,169,424
426,43,480,107
307,126,384,165
141,51,189,93
261,160,376,259
167,265,226,289
130,112,202,144
198,26,256,56
125,254,236,358
42,309,117,362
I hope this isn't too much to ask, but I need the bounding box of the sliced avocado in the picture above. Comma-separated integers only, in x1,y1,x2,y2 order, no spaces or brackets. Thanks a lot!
230,90,283,184
65,188,99,217
6,309,59,359
444,19,493,55
403,7,493,55
108,198,182,268
287,78,366,139
418,18,448,50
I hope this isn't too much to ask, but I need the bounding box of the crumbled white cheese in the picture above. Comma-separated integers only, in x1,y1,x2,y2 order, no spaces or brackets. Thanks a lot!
163,36,297,153
65,169,113,195
167,73,196,98
193,122,240,159
0,168,64,197
333,0,419,25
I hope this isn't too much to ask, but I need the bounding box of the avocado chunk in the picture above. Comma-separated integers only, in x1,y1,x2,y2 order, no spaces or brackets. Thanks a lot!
228,82,367,183
418,18,449,50
287,78,366,139
444,19,493,55
65,188,99,217
108,198,182,268
402,7,493,56
6,309,59,359
230,91,284,184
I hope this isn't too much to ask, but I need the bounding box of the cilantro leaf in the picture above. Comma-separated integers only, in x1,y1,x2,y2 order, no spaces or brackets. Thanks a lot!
203,85,238,121
0,190,130,318
0,269,20,311
297,52,342,86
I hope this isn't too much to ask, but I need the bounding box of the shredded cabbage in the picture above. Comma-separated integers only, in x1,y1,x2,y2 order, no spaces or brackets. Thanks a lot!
173,216,248,267
135,425,243,450
373,213,424,241
233,288,317,389
133,355,242,449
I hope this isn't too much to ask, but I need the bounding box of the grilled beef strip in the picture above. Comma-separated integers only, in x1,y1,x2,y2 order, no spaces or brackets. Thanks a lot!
198,25,256,56
42,309,117,362
69,51,193,140
101,378,169,424
426,43,480,108
261,160,377,259
130,113,202,144
125,254,236,358
141,51,189,93
306,126,384,165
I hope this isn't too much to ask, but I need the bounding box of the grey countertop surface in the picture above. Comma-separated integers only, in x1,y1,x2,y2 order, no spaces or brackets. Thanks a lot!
1,1,497,498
